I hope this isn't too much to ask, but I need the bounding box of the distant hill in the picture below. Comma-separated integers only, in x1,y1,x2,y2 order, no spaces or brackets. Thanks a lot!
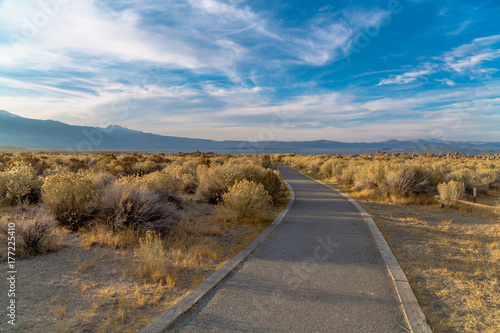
1,110,500,154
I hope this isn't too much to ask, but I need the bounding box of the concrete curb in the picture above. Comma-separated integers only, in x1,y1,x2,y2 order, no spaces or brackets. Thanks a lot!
294,168,432,333
139,180,295,333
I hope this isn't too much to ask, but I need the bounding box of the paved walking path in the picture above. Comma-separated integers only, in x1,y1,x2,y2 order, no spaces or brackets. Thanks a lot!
169,164,409,332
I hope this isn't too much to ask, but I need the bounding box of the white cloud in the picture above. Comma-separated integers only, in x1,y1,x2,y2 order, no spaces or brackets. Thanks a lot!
377,34,500,85
377,66,437,85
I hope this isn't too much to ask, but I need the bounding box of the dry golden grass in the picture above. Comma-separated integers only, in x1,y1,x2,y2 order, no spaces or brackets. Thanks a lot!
80,225,138,249
363,204,500,333
18,194,285,333
0,152,287,332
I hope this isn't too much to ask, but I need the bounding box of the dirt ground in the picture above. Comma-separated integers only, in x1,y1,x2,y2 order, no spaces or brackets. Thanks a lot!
357,200,500,333
0,194,277,333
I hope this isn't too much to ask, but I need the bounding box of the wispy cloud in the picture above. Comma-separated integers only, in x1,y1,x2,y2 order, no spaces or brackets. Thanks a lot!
0,0,498,142
378,34,500,86
376,66,437,86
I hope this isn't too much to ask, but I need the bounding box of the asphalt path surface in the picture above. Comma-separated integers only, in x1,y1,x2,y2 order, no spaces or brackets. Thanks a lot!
169,164,409,332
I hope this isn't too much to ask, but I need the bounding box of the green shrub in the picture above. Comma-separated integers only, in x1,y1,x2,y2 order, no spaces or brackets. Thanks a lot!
437,180,465,207
217,180,271,220
0,162,43,205
42,172,97,231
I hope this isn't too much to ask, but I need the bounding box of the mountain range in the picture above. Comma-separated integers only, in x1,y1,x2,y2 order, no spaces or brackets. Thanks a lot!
1,110,499,154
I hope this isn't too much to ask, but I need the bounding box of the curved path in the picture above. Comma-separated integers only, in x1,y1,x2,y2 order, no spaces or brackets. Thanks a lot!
168,164,411,332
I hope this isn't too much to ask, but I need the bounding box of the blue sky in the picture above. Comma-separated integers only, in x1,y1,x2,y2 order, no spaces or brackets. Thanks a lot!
0,0,499,142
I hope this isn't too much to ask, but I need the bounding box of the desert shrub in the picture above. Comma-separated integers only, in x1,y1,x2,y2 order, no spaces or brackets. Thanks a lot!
0,162,43,205
133,161,159,175
446,169,472,188
0,212,58,257
423,163,447,186
217,180,271,220
135,231,169,282
254,169,284,203
197,164,245,203
238,162,267,182
87,172,116,192
127,171,180,193
162,163,198,194
259,154,277,169
470,167,499,188
119,171,181,206
354,163,385,190
96,183,178,233
437,180,465,207
320,159,346,179
382,168,428,197
64,157,88,172
42,172,97,231
14,154,50,176
340,165,357,186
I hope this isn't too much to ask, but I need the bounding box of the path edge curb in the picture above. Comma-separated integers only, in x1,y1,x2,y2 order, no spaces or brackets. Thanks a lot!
139,179,295,333
294,168,432,333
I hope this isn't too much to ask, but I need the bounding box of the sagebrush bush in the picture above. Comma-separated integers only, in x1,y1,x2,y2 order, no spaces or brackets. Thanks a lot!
121,171,180,195
197,164,245,203
133,161,160,175
217,180,271,220
258,169,284,203
277,153,500,204
42,172,97,231
162,163,198,194
97,183,178,233
0,162,43,205
382,168,428,197
437,180,465,207
0,212,58,257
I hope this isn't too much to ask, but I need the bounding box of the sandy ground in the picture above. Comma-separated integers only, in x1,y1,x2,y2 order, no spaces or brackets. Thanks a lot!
0,195,268,333
358,200,500,332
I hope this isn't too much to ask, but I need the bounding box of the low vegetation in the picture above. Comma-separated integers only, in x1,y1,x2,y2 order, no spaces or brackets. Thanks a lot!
276,152,499,204
0,151,286,332
217,180,272,220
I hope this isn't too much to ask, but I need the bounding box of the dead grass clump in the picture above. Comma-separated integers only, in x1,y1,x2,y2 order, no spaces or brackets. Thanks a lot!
81,225,138,249
135,231,179,284
217,180,271,220
97,183,179,233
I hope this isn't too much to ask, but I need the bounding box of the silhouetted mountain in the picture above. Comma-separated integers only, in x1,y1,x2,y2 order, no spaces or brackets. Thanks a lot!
1,110,499,154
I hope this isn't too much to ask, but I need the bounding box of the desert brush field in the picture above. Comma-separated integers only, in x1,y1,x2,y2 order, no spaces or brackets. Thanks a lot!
277,152,500,333
0,152,288,332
